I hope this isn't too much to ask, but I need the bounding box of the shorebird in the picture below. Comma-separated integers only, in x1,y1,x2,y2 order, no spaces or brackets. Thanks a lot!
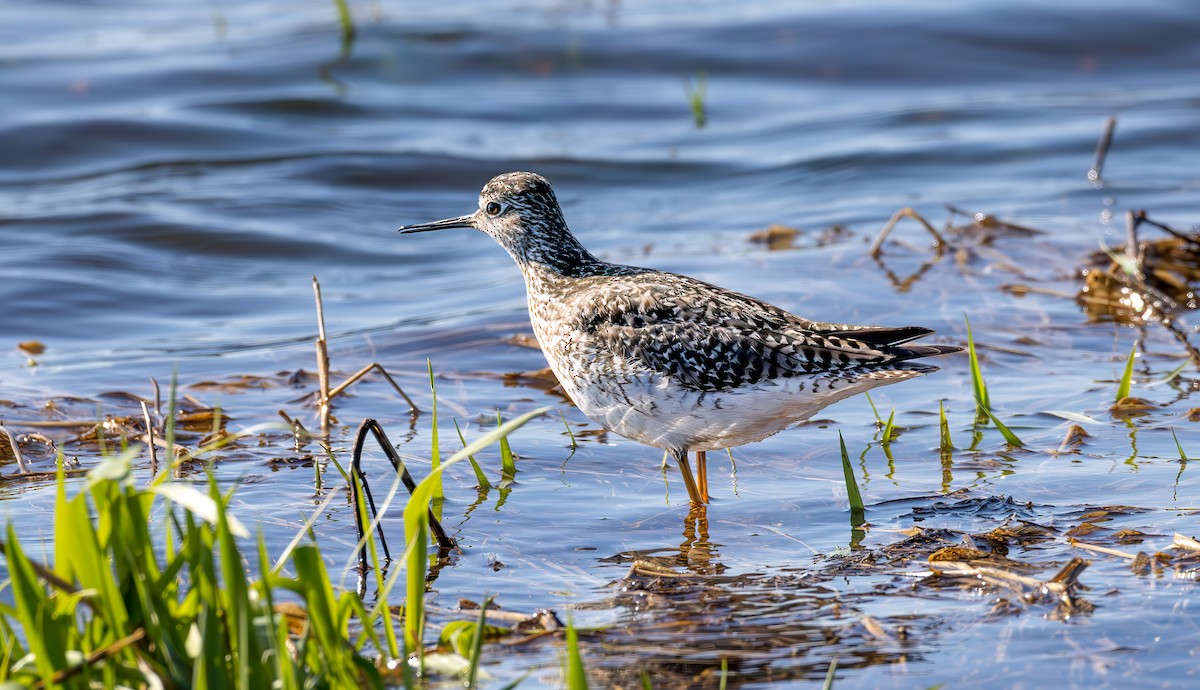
399,172,959,505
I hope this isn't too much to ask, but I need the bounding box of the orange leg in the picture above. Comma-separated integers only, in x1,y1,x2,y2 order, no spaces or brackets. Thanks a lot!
695,450,709,503
672,449,705,505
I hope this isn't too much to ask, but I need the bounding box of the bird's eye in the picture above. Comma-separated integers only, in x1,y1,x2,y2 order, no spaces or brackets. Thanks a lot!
485,201,504,216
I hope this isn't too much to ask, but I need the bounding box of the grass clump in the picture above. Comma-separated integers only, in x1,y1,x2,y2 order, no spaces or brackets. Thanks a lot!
0,450,378,688
0,401,548,689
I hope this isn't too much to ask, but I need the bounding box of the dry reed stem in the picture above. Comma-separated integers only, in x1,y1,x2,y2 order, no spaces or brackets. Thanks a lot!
1,419,103,429
1173,533,1200,551
327,363,418,411
140,400,157,468
1088,116,1117,182
869,207,947,258
310,277,418,436
313,276,332,433
0,423,29,474
1069,538,1135,560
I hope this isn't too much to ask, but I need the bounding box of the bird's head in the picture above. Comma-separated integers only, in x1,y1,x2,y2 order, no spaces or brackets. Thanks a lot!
399,172,584,269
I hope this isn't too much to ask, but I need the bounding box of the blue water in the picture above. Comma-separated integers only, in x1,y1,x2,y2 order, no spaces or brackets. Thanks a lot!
2,0,1199,687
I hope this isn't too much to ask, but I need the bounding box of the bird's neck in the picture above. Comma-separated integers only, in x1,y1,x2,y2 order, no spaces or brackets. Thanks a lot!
509,228,601,278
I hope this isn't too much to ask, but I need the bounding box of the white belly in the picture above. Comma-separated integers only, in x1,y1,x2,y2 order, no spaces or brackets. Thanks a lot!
556,368,920,452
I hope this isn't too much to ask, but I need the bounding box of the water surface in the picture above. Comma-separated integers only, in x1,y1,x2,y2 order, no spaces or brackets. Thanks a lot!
2,0,1199,687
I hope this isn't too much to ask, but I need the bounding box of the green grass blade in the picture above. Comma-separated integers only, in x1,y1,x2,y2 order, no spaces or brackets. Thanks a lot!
864,392,882,424
465,596,491,688
496,672,533,690
982,408,1024,447
498,411,517,480
684,72,707,128
332,0,355,39
559,410,578,450
1115,340,1138,402
881,409,896,445
1172,428,1190,463
1099,236,1139,276
454,420,494,490
964,315,990,416
1159,356,1193,385
838,432,865,525
938,401,954,453
397,407,550,664
404,507,429,663
1172,427,1190,500
564,617,589,690
4,524,68,680
427,361,444,501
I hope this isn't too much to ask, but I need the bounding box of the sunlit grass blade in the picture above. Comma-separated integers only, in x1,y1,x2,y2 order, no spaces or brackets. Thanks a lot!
982,408,1024,447
428,361,444,500
938,401,954,453
498,411,517,480
1171,428,1190,463
1115,340,1138,403
964,315,990,417
559,410,578,450
839,432,865,526
881,409,896,446
1172,427,1189,500
1099,235,1139,276
332,0,355,40
564,617,589,690
4,524,68,680
1157,356,1193,385
397,408,550,665
454,420,494,490
405,510,429,667
864,392,883,425
465,596,492,688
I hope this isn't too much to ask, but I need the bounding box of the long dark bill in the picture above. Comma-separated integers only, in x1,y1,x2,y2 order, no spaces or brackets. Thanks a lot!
397,214,476,234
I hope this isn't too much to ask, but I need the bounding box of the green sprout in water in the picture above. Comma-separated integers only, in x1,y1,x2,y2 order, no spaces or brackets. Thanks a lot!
881,408,897,446
938,400,955,456
839,431,865,527
564,616,589,690
964,315,1024,447
684,72,708,128
1115,339,1138,403
332,0,355,44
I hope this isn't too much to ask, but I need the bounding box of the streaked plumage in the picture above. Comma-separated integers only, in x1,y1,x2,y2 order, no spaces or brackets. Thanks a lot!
399,172,959,504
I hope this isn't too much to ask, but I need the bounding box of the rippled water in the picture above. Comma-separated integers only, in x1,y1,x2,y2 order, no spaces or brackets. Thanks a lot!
3,0,1200,687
